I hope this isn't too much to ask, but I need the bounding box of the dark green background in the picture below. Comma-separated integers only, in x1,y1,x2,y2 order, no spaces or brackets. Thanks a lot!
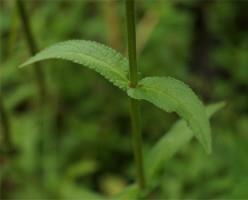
0,0,247,199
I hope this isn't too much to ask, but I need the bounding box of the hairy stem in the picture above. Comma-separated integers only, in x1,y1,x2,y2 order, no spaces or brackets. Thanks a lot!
16,0,46,101
125,0,146,189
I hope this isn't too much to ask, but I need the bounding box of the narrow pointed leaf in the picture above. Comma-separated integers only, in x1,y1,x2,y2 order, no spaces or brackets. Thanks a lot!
145,102,225,180
128,77,211,153
20,40,129,90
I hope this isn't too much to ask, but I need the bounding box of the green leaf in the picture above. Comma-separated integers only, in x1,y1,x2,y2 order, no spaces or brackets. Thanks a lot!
145,102,225,180
66,159,98,179
128,77,211,153
113,185,139,200
20,40,129,90
60,181,105,200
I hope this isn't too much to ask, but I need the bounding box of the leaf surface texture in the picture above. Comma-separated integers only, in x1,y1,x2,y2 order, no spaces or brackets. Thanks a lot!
20,40,129,90
128,77,211,153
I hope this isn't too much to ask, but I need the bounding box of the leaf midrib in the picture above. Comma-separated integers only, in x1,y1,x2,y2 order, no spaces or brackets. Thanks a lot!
51,51,129,83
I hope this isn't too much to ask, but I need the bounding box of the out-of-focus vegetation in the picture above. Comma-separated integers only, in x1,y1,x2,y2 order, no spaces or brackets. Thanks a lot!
0,0,247,199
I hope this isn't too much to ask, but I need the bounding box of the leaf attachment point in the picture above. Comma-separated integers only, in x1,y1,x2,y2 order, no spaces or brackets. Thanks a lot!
128,76,212,153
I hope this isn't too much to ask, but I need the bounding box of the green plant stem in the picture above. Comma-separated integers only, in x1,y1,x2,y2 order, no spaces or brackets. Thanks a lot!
16,0,51,184
125,0,146,189
0,93,13,152
126,0,138,87
16,0,46,101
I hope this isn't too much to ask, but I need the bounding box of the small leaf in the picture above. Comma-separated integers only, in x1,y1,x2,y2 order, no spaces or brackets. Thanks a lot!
128,77,211,153
20,40,129,90
60,181,105,200
206,101,226,117
113,184,139,200
145,102,225,180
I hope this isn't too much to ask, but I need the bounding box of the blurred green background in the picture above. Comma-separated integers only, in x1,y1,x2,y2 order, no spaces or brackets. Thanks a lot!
0,0,247,199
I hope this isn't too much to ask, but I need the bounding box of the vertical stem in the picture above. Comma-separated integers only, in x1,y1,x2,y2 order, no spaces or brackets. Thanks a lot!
16,0,52,185
125,0,146,189
16,0,46,101
0,94,13,199
0,93,12,152
126,0,138,87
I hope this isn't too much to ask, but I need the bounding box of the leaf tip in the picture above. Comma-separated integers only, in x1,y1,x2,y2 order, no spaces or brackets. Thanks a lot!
213,101,226,111
18,60,31,68
18,63,26,68
206,145,212,154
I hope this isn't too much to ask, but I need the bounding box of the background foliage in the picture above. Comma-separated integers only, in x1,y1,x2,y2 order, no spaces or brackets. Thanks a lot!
0,0,247,199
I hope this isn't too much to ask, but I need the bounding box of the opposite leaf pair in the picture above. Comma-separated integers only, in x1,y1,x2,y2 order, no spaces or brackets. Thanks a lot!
20,40,211,153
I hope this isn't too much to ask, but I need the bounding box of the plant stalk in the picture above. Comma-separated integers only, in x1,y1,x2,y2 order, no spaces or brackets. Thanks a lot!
16,0,52,185
0,93,12,152
16,0,46,101
125,0,146,189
